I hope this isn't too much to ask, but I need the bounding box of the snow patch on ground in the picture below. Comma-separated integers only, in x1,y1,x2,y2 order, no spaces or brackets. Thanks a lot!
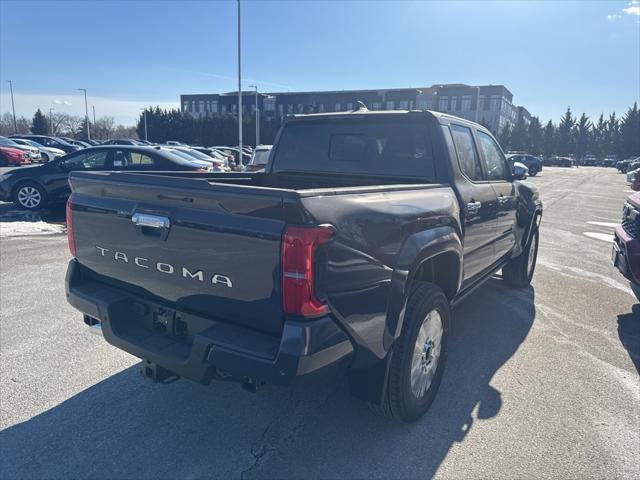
0,221,65,237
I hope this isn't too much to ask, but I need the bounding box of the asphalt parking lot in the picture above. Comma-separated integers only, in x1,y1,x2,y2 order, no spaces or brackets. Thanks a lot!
1,166,638,479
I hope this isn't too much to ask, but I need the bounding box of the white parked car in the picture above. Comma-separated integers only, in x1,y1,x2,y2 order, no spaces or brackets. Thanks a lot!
0,136,43,163
10,138,65,162
243,145,272,172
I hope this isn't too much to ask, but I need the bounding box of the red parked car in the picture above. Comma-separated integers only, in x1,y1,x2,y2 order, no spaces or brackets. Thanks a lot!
0,145,32,166
613,191,640,301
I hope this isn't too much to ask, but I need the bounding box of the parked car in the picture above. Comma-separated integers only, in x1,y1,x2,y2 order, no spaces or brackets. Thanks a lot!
10,134,81,154
243,144,272,172
165,141,187,146
551,156,576,167
602,155,618,167
0,136,43,163
582,155,598,166
613,192,640,301
0,145,209,210
64,110,542,423
506,153,542,176
618,157,640,173
10,138,65,162
0,145,32,167
158,146,228,172
60,137,91,148
102,139,145,146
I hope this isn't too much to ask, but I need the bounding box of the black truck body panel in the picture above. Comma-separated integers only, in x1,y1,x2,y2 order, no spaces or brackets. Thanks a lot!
65,110,542,390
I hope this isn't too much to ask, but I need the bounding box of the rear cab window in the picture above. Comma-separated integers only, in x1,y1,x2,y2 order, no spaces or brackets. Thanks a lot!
450,124,483,181
272,116,436,180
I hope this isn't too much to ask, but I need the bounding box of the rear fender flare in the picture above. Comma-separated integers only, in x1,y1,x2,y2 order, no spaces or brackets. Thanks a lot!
383,226,462,352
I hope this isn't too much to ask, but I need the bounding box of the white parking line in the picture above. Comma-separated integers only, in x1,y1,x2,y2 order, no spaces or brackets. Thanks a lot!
582,232,615,242
585,221,619,229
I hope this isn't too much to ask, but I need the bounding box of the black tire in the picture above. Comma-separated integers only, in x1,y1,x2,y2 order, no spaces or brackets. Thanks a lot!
0,154,7,167
373,282,450,423
528,165,539,176
13,181,48,210
503,227,539,288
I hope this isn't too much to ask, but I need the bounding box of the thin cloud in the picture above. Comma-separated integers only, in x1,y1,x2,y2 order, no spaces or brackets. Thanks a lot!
623,0,640,16
607,14,622,20
166,67,292,91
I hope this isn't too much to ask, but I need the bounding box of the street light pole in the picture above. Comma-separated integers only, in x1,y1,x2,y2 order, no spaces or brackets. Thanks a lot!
7,80,17,133
141,108,148,141
237,0,243,163
248,85,259,146
92,105,96,125
49,108,54,135
77,88,90,140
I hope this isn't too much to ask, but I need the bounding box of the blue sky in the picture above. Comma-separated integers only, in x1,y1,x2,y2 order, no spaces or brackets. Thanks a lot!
1,0,638,125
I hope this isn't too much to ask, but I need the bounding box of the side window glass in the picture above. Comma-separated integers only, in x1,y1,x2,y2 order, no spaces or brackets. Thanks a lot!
59,151,108,171
128,152,156,168
477,131,510,181
451,125,483,181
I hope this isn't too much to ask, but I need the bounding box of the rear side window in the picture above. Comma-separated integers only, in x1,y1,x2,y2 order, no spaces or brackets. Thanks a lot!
273,117,435,179
59,150,108,171
112,150,157,169
450,124,483,181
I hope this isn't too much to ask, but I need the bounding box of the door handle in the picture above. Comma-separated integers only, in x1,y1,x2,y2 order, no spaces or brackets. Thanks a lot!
467,201,481,215
132,213,170,229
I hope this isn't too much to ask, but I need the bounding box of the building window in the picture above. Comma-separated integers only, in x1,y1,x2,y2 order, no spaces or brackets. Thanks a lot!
198,101,204,113
490,95,501,111
318,103,325,112
450,97,457,111
483,96,490,110
399,100,409,109
416,101,428,110
211,101,218,113
278,104,284,117
183,102,189,112
371,102,381,110
461,95,472,111
335,103,341,111
346,102,353,110
191,101,196,112
438,96,448,111
287,104,294,114
386,100,395,110
221,104,227,113
297,104,304,113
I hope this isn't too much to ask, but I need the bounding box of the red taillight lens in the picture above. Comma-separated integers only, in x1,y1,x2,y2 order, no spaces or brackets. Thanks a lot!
66,194,76,257
282,225,335,317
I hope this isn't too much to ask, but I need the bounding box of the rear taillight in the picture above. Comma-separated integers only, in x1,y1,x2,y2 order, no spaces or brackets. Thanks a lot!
66,194,76,257
282,225,335,317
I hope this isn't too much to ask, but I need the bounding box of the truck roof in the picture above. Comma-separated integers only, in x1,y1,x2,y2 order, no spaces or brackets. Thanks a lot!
285,109,491,132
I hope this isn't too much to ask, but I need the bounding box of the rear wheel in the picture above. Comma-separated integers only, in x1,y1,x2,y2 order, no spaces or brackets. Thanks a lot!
503,227,539,288
528,164,539,176
373,282,449,423
14,182,47,210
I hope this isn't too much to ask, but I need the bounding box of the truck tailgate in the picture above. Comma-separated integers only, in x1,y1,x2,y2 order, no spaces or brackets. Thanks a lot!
69,172,291,335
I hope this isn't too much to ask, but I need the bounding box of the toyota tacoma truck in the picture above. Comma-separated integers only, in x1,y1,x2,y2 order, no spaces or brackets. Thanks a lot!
65,109,542,423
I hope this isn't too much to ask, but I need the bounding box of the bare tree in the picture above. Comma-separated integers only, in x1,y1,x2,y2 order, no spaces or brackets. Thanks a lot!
61,114,83,137
93,116,115,140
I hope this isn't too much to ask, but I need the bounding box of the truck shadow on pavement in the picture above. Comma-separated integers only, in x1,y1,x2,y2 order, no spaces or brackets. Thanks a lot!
617,304,640,374
0,279,535,479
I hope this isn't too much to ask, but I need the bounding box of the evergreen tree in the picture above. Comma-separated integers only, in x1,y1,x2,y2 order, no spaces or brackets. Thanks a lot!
620,102,640,158
527,116,543,155
543,120,556,157
31,109,49,135
499,123,512,150
602,112,619,157
77,117,92,140
591,114,606,157
510,116,528,152
556,107,575,155
574,113,592,161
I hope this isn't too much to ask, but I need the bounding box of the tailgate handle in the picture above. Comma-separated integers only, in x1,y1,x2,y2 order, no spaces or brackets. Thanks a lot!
132,213,170,229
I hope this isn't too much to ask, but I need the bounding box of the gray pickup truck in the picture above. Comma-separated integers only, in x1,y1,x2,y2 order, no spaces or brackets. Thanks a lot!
65,109,542,422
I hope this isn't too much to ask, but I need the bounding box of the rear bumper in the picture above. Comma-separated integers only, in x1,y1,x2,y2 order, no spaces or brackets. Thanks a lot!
65,259,354,385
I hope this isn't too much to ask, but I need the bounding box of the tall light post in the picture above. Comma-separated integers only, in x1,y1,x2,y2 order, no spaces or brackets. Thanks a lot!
49,108,55,135
248,85,259,146
7,80,17,133
141,108,148,141
77,88,90,140
92,105,96,126
237,0,243,161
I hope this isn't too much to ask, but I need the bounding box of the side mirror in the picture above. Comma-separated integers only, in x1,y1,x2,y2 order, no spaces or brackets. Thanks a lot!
512,161,528,180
